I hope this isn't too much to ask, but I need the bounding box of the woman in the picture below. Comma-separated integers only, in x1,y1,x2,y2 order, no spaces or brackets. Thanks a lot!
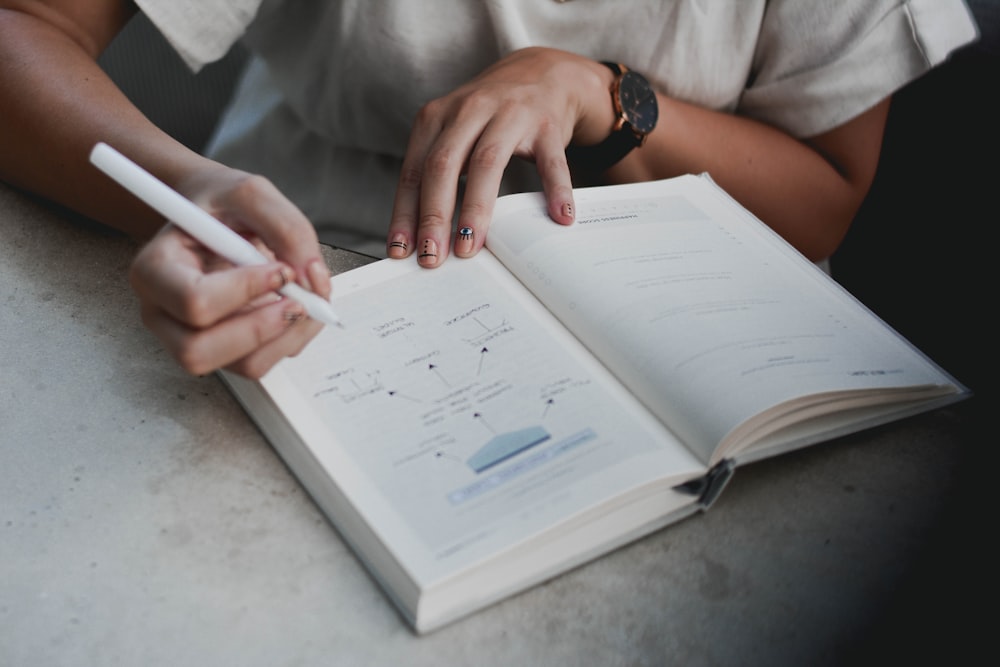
0,0,978,377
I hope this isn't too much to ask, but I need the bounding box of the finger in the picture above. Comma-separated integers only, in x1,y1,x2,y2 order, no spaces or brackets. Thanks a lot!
415,101,495,267
451,118,521,258
210,173,331,296
223,315,324,380
533,132,576,227
387,120,439,259
142,294,317,378
249,235,332,302
131,236,296,330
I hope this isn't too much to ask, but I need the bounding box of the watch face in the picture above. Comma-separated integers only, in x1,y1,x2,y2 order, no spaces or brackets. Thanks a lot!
619,70,658,135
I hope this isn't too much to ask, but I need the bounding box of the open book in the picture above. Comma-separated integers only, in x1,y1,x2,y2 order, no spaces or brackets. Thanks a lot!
221,174,968,634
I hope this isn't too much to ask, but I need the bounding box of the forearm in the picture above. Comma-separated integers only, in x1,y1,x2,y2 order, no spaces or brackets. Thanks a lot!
606,93,889,261
0,7,212,239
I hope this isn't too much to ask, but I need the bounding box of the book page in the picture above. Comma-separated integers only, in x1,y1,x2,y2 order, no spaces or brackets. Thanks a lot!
260,252,704,583
486,175,959,464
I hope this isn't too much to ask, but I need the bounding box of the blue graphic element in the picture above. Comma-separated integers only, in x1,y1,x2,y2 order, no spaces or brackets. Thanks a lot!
449,428,597,505
466,425,551,473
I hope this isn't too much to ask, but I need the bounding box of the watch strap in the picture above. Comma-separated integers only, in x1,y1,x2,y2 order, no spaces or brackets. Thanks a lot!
565,62,646,177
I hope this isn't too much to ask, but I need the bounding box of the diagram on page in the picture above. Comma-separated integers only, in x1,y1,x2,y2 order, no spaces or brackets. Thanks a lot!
276,256,695,555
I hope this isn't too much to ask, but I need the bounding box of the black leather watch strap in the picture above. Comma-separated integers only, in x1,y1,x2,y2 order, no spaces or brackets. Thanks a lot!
566,62,652,177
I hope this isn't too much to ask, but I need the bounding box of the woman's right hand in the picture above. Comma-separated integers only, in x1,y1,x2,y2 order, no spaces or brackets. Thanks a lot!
2,3,336,379
129,167,333,379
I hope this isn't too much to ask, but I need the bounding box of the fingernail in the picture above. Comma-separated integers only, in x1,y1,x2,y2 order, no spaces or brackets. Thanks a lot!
417,238,438,266
306,259,330,295
388,233,409,257
562,202,574,220
455,226,474,255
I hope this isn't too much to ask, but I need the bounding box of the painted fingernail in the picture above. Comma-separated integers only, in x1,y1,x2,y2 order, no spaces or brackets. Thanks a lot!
388,233,409,256
455,226,474,254
562,202,574,219
417,238,438,266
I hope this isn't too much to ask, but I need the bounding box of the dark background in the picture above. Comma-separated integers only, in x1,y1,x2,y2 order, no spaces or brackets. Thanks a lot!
832,4,998,660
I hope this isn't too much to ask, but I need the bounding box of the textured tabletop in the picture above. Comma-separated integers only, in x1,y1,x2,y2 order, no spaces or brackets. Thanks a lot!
0,182,988,667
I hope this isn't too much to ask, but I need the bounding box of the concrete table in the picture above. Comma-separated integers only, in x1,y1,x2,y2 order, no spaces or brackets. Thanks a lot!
0,181,989,666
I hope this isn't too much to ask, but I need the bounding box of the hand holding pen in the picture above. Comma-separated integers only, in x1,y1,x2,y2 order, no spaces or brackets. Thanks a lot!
90,143,338,379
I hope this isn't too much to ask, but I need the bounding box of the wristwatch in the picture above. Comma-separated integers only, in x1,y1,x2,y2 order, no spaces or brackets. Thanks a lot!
566,61,659,175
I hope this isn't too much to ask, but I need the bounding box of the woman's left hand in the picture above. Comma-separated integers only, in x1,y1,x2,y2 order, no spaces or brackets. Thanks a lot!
385,47,615,267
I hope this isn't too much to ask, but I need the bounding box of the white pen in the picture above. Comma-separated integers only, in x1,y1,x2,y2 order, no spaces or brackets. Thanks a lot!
89,142,341,327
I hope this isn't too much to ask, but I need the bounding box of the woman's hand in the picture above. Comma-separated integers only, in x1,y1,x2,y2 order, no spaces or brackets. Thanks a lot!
386,47,616,267
129,166,333,379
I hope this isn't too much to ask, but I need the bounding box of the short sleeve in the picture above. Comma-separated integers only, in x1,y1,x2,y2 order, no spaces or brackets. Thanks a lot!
134,0,263,72
740,0,978,137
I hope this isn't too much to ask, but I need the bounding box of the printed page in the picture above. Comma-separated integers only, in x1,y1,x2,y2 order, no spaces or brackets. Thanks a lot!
259,252,704,584
486,175,958,464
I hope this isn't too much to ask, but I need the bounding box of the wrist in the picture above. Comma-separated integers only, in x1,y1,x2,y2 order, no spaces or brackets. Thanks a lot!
567,62,659,178
572,60,618,147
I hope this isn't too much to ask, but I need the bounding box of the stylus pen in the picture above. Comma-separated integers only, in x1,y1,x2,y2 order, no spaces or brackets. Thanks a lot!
89,142,341,327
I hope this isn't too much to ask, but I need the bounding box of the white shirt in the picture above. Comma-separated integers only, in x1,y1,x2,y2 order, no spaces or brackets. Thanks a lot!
136,0,978,255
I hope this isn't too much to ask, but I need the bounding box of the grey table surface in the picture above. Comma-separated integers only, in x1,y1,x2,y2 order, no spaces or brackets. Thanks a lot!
1,181,990,666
